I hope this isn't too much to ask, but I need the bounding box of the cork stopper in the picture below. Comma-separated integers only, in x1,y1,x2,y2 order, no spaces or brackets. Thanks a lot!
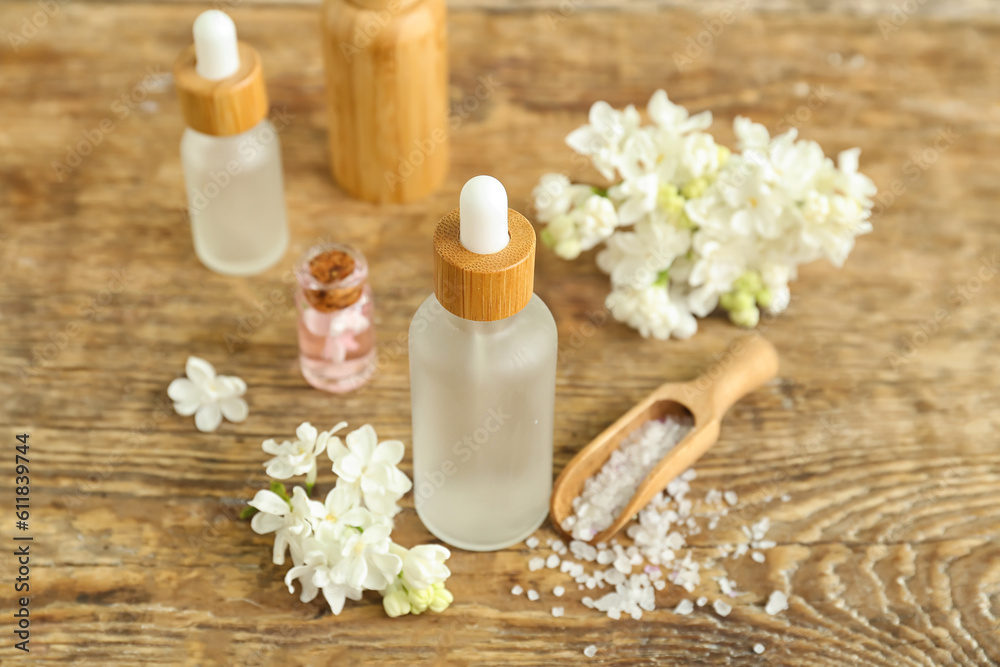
433,208,536,322
173,22,268,137
296,244,367,313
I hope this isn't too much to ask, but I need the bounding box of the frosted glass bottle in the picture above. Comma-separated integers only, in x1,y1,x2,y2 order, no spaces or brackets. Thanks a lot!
173,11,288,276
181,120,288,276
409,175,558,552
410,294,557,551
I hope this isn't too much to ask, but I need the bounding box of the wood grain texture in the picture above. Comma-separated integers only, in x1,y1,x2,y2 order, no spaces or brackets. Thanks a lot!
321,0,449,202
174,42,269,137
433,208,535,321
1,1,999,665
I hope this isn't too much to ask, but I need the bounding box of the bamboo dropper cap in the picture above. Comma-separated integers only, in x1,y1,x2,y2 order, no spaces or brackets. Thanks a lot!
173,11,268,137
433,177,536,322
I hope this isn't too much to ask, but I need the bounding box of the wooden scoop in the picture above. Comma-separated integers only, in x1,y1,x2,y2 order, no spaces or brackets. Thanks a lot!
551,335,779,544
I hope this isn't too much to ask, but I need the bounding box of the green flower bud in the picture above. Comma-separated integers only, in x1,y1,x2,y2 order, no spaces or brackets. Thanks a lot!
429,586,454,613
681,177,710,200
407,586,434,614
657,183,684,214
720,290,754,313
733,270,763,295
755,288,773,309
729,305,761,328
717,145,731,166
383,586,411,618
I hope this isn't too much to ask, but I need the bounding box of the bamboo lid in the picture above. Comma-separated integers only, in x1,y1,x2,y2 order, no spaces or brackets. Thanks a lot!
433,208,536,322
173,42,268,137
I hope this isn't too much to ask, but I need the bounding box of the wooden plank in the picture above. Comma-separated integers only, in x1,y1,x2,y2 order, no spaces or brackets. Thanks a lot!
1,1,998,665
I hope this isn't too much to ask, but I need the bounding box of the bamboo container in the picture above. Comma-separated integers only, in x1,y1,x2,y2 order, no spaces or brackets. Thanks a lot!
321,0,449,204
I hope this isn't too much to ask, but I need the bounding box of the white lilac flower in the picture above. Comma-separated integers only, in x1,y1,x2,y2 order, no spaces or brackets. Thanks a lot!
676,132,723,184
263,421,347,487
733,116,770,151
566,100,642,181
833,148,877,208
334,510,402,591
533,93,874,339
596,219,690,289
396,543,452,591
647,90,712,137
317,480,367,539
532,173,593,223
605,284,697,340
249,485,323,566
328,424,412,517
167,356,248,433
609,172,659,225
283,526,364,613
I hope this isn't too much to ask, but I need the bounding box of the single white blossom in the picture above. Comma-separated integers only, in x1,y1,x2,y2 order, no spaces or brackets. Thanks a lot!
328,424,412,517
394,543,452,591
334,510,402,591
167,356,248,433
283,525,364,613
249,485,323,566
263,421,346,487
566,100,642,180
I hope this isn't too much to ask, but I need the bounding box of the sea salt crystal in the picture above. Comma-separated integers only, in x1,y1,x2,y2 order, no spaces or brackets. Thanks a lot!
696,596,708,607
713,599,732,617
552,539,565,552
754,643,766,654
511,585,523,595
723,491,738,506
718,577,736,597
529,557,545,571
527,589,539,601
751,551,766,563
553,586,565,597
526,536,539,548
552,606,564,617
674,599,694,615
584,645,597,658
547,554,561,569
781,494,791,502
765,590,788,615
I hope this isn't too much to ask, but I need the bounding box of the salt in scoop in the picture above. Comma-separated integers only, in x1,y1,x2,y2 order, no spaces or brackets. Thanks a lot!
550,336,779,544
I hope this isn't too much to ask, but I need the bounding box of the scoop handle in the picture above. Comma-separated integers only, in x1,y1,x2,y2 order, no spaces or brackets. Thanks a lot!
697,336,779,417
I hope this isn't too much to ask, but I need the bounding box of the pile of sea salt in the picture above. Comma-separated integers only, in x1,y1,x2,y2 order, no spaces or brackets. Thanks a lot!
562,416,693,542
512,416,791,656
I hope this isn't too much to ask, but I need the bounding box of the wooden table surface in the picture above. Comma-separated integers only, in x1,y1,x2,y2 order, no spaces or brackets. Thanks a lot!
2,0,999,665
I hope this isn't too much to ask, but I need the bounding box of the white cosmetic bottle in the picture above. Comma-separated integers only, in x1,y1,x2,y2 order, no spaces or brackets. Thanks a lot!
409,176,558,551
174,11,288,276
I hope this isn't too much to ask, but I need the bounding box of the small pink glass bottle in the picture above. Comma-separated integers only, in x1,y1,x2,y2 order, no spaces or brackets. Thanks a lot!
294,243,376,392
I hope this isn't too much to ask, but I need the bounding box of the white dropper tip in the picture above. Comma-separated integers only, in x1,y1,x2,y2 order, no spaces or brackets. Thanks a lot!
193,10,241,80
460,175,510,255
